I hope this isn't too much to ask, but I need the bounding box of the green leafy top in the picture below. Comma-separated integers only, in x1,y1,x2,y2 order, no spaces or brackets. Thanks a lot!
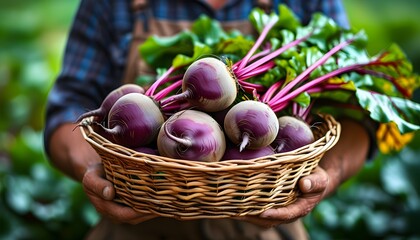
138,4,420,153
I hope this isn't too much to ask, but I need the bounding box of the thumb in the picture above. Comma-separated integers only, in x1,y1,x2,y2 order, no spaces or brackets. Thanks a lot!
82,163,115,200
298,167,329,194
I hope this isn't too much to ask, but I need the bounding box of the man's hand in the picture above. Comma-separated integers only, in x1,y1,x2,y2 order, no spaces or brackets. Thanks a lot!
49,123,156,224
236,118,370,229
82,163,157,225
234,166,330,228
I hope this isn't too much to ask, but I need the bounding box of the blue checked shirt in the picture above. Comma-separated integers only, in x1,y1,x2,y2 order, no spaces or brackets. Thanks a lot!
43,0,349,155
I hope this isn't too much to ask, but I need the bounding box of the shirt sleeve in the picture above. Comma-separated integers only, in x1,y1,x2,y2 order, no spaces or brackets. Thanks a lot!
43,0,132,157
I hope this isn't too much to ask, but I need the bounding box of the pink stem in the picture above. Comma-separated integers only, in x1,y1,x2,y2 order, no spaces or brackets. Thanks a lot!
153,79,183,101
306,83,346,94
145,66,177,97
240,85,261,99
269,63,364,110
236,18,278,71
300,101,314,121
237,61,276,80
261,81,283,102
292,102,298,116
355,68,411,98
268,37,356,105
232,47,271,70
270,101,289,113
238,81,266,92
234,31,313,78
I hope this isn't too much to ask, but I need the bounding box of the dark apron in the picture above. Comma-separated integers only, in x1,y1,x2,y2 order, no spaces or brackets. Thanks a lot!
86,1,309,239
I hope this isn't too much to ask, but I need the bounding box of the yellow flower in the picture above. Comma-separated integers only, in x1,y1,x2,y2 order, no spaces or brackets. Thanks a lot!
376,122,414,154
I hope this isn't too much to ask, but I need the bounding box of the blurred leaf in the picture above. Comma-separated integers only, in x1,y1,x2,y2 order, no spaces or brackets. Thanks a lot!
306,14,343,51
381,156,412,195
139,31,197,68
356,89,420,133
172,42,213,68
214,36,254,60
248,8,279,33
275,4,301,30
292,92,310,107
191,15,229,46
364,44,420,98
364,210,391,235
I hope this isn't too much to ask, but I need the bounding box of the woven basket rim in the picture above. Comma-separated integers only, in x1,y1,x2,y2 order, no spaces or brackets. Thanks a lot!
79,114,341,172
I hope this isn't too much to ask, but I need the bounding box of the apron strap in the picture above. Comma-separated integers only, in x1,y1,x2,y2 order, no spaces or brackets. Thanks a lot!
122,0,148,84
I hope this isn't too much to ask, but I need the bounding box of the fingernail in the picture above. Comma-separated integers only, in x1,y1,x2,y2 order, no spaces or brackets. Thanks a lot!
102,186,111,200
260,209,275,218
303,179,312,191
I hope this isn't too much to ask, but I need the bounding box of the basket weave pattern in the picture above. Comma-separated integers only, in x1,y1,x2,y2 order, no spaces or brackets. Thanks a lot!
80,114,340,220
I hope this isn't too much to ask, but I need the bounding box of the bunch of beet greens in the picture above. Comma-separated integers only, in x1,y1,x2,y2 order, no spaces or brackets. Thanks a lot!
78,5,420,161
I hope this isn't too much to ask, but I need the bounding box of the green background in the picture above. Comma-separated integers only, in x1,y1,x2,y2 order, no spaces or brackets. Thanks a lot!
0,0,419,239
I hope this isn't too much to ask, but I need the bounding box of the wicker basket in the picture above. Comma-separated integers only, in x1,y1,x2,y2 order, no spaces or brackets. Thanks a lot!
80,114,340,220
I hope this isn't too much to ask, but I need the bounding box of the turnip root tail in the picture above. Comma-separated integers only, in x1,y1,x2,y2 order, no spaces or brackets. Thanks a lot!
239,133,250,152
157,110,226,162
163,116,193,148
75,109,104,124
224,100,279,151
75,84,145,123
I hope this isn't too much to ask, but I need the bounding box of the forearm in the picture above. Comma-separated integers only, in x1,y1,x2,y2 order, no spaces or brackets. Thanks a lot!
48,123,101,182
44,0,123,182
319,118,371,196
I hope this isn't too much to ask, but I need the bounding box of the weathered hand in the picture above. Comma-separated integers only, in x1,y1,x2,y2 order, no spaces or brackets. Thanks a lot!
234,166,330,228
235,119,371,229
82,163,157,225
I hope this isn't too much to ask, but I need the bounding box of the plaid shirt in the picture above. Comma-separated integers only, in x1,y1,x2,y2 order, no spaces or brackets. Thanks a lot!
44,0,349,155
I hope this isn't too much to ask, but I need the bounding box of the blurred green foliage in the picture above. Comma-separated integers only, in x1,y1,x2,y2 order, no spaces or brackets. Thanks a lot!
0,1,98,239
344,0,420,70
305,134,420,239
0,0,419,239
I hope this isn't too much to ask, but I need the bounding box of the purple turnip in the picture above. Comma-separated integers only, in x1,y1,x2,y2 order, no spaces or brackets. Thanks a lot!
132,146,159,155
222,144,275,161
76,84,145,123
160,57,237,112
224,100,279,151
157,110,226,162
97,92,164,148
271,116,314,153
